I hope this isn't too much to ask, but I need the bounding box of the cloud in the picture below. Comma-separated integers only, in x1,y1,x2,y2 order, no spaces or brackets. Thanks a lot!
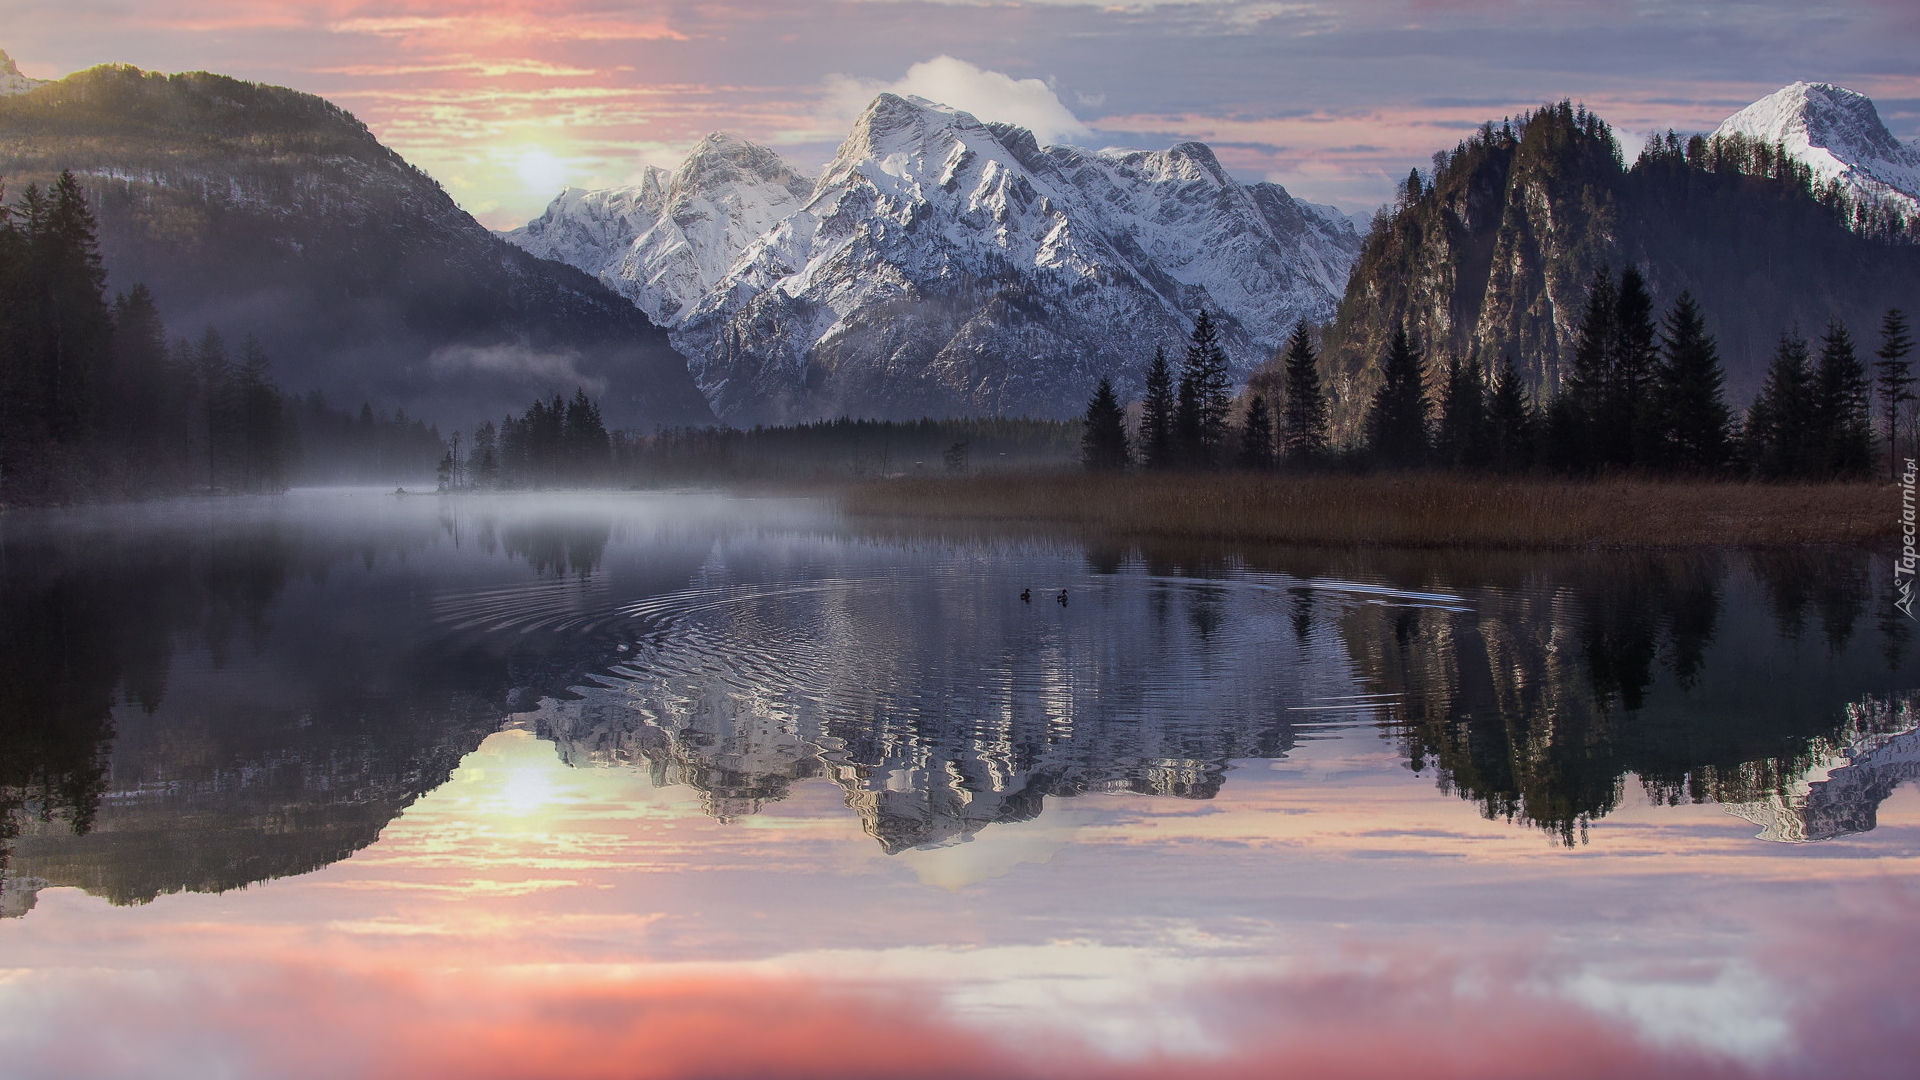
827,55,1093,145
429,342,607,395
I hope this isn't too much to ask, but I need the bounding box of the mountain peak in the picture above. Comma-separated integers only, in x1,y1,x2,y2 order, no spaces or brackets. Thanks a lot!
1714,81,1920,215
1719,82,1910,162
0,49,48,96
508,89,1363,424
835,93,981,163
676,132,814,202
503,134,816,327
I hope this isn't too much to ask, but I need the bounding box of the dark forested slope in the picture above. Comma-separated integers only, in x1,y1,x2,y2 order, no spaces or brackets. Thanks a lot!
1314,103,1920,439
0,65,713,429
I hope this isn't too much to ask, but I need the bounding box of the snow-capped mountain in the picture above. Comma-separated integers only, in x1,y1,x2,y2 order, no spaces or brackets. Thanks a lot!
508,94,1361,424
1714,81,1920,218
0,50,47,96
505,133,815,328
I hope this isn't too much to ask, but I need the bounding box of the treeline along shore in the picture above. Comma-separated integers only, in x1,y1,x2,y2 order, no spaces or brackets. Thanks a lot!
831,473,1892,550
0,176,460,505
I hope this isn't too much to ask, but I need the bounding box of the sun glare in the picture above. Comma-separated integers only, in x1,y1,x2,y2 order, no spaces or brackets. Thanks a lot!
513,147,570,196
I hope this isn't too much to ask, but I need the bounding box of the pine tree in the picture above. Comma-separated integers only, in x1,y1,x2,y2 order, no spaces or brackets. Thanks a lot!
0,173,114,500
1815,319,1873,478
235,335,289,492
106,284,179,480
1746,330,1817,478
1557,268,1617,472
1654,291,1730,472
1238,394,1275,470
1436,356,1491,470
191,326,234,490
1366,325,1429,468
1081,376,1130,471
1876,309,1915,481
1487,354,1534,473
1180,309,1232,467
499,414,528,485
467,420,500,488
563,388,610,482
1278,321,1329,463
1139,347,1177,469
1609,267,1659,466
1174,362,1203,467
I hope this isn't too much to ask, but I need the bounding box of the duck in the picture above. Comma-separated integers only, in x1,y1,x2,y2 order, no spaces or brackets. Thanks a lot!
1057,589,1068,606
1021,588,1031,603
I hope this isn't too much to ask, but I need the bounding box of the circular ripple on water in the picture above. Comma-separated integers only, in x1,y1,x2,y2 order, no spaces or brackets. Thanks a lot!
579,560,1471,738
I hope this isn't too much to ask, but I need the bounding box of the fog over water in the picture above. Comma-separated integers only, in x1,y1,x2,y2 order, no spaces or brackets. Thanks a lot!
2,490,1917,1079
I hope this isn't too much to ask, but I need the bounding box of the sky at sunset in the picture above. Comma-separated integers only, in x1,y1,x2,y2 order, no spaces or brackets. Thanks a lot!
5,1,1919,229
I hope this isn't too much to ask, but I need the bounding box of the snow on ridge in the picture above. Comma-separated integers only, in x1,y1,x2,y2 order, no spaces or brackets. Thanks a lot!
504,133,814,326
504,92,1362,423
0,49,48,97
1713,81,1920,217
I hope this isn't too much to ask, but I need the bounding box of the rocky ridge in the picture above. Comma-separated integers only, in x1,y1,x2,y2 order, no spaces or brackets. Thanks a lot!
509,94,1362,424
1714,81,1920,219
508,133,817,328
0,50,45,97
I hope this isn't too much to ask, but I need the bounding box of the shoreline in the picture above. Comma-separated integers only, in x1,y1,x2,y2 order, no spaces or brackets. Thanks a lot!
820,472,1897,550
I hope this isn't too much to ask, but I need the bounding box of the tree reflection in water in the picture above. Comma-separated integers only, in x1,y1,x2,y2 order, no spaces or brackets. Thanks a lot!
1324,548,1912,843
0,507,635,913
3,505,1916,914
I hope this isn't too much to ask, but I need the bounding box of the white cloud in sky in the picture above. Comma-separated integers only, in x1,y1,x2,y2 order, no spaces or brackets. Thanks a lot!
826,55,1093,145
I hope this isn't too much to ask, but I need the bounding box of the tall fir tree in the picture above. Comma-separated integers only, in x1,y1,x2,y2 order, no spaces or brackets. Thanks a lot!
106,284,179,480
1815,319,1874,479
191,326,234,490
466,420,500,488
1608,267,1660,466
1238,394,1276,470
1174,363,1203,466
1654,291,1731,473
1487,354,1534,473
1278,321,1329,463
0,173,115,500
1746,330,1817,479
235,336,289,492
1081,376,1131,471
1365,325,1429,468
1139,347,1177,469
1557,268,1617,472
1876,309,1915,481
1436,356,1491,469
1180,309,1232,467
564,388,611,481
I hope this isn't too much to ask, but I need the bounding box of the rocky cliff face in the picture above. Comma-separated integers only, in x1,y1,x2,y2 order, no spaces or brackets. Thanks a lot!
1714,82,1920,220
1312,96,1920,440
509,94,1361,424
0,64,713,429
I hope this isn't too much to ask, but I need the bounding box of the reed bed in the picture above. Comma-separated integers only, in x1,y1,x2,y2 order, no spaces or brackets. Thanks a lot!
827,473,1895,549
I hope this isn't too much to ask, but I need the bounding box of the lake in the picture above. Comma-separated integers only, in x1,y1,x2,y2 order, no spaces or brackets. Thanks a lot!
2,490,1916,1079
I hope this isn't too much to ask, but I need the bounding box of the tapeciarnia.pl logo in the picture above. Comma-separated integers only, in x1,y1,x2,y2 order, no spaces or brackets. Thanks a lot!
1899,458,1918,619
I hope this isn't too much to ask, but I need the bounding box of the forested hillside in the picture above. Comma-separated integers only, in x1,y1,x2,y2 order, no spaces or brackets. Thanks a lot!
1314,102,1920,439
0,64,712,430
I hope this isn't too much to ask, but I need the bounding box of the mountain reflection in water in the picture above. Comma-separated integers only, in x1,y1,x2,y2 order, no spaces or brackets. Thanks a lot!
1,492,1916,915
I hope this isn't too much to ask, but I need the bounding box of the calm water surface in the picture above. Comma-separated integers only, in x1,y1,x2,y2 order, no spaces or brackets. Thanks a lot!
2,490,1917,1079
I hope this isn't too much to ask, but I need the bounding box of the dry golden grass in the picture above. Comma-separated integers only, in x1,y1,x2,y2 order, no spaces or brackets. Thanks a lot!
826,472,1895,549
